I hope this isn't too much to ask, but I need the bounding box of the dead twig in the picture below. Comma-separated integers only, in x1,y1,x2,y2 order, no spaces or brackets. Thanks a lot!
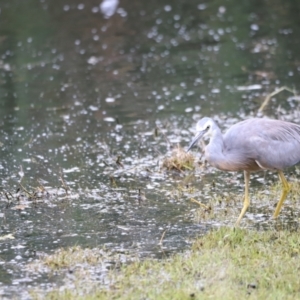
158,230,167,246
190,197,209,210
258,86,296,113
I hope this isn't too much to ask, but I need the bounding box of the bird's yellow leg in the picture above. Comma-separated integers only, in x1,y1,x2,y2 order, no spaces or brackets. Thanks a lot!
235,171,250,226
273,171,290,218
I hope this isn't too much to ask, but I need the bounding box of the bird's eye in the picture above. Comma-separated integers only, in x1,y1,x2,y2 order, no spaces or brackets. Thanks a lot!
206,125,210,130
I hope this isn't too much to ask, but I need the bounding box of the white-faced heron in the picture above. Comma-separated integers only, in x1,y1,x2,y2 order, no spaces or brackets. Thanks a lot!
187,117,300,225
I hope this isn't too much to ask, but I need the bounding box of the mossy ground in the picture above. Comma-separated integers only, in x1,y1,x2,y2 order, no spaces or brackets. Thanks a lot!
31,226,300,300
28,174,300,300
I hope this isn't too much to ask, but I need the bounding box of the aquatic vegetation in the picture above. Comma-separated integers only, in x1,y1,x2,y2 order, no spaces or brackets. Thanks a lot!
1,167,75,211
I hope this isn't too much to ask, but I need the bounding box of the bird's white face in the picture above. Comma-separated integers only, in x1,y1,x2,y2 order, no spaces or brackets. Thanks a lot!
196,119,214,138
187,117,215,151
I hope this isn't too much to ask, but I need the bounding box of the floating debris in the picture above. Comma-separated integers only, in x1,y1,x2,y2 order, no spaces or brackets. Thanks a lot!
236,84,262,91
0,234,15,241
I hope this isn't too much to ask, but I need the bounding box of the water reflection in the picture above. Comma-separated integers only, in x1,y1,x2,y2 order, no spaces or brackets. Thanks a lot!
0,0,300,296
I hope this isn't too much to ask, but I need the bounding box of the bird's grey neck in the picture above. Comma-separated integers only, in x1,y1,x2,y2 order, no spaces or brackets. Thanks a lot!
205,129,225,167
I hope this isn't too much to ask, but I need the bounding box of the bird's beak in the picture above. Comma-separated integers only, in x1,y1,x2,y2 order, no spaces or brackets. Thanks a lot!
187,131,205,152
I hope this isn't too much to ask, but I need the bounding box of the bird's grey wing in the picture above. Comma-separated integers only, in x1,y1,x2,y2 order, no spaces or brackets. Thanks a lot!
247,136,300,170
225,119,300,170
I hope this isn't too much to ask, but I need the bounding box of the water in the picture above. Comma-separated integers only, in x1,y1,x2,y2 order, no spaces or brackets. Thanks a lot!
0,0,300,296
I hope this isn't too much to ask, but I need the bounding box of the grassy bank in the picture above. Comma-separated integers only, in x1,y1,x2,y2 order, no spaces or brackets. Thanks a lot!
31,227,300,300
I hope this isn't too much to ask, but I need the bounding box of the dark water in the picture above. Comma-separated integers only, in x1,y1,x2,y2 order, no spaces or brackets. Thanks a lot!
0,0,300,297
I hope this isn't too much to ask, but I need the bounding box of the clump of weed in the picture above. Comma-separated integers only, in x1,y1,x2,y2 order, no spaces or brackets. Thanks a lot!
162,145,195,171
28,246,137,273
42,246,102,269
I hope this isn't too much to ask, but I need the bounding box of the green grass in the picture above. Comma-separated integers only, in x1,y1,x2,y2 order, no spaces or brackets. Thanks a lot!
31,227,300,300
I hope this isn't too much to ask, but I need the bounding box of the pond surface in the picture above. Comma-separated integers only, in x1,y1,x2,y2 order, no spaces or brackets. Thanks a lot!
0,0,300,297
